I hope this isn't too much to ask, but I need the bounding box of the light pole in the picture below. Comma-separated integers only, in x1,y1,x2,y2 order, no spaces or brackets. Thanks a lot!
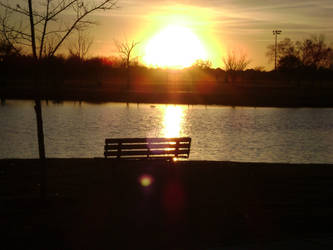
273,30,282,71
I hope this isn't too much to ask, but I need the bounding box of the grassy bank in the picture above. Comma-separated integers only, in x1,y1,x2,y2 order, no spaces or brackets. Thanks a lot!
1,159,333,249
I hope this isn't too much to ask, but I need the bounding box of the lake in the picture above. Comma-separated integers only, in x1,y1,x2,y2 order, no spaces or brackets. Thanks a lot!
0,100,332,163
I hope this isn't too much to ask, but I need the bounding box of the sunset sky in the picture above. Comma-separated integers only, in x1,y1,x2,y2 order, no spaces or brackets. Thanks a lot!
86,0,333,69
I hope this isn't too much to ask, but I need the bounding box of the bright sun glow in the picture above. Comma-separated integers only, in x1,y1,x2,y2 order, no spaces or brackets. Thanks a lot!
144,25,208,68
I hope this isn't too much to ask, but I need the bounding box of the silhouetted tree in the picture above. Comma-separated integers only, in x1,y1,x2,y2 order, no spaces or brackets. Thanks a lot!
114,39,139,89
222,50,250,83
68,30,93,60
299,35,332,69
267,35,332,71
115,39,139,68
223,50,250,71
276,55,303,86
192,59,212,70
266,38,299,65
0,39,20,57
267,35,333,86
1,0,118,158
278,55,303,72
0,0,118,200
0,10,21,56
329,50,333,70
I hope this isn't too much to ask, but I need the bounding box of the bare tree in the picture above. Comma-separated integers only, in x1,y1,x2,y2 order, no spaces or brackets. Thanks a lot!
300,35,332,69
329,48,333,70
68,29,93,60
0,0,117,58
223,50,250,71
253,66,265,72
114,39,139,89
266,35,332,71
114,39,139,68
0,35,21,56
192,59,212,70
0,9,22,56
0,0,118,199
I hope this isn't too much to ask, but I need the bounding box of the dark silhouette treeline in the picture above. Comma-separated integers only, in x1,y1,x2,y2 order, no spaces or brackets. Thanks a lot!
1,35,333,107
1,54,333,90
266,35,333,87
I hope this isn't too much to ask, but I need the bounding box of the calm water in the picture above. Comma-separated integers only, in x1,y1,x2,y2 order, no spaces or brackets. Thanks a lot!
0,100,332,163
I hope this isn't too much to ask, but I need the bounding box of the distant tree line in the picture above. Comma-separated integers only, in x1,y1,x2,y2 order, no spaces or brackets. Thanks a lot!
1,52,333,89
266,35,333,86
267,35,333,71
1,31,333,89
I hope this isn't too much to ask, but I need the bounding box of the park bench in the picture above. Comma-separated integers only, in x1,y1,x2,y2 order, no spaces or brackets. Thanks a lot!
104,137,191,160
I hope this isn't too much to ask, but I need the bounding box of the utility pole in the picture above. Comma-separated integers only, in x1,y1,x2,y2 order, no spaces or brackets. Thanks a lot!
273,30,282,71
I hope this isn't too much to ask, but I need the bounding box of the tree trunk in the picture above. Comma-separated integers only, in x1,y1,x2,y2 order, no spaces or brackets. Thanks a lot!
28,0,37,59
34,99,46,159
34,99,46,200
29,0,47,200
126,67,130,90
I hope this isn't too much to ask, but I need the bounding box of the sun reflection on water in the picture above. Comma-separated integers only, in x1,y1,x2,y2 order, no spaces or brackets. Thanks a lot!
162,105,185,138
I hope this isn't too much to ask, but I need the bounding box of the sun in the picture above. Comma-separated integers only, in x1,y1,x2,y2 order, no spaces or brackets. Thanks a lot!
143,25,208,68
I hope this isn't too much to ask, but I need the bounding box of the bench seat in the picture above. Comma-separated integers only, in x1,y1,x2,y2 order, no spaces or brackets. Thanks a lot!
104,137,191,160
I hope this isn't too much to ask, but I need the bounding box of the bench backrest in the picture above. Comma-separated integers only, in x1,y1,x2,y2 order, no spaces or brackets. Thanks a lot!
104,137,191,159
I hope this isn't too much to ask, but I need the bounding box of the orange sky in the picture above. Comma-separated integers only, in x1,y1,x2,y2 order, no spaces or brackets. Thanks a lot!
68,1,333,69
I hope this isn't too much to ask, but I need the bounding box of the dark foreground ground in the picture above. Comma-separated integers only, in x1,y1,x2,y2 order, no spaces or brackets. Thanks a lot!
1,159,333,249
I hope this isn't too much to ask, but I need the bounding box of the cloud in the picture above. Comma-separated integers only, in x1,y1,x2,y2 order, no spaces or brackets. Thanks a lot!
100,0,333,41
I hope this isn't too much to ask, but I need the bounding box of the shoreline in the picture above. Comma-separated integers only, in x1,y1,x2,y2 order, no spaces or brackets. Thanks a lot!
2,158,333,165
2,85,333,107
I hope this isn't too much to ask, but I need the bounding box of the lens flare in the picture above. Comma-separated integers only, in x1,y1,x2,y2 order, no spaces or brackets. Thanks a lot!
138,174,154,187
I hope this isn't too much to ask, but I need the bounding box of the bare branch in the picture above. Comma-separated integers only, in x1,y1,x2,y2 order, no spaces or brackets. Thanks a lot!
1,0,118,57
192,59,212,69
39,0,51,58
14,40,31,47
67,29,93,59
115,39,139,68
48,0,77,21
45,29,70,36
50,0,118,56
223,50,251,71
0,2,30,16
3,24,31,40
0,9,29,54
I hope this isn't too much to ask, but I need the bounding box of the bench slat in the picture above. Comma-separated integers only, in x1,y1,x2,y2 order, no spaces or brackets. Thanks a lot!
104,137,191,159
104,149,190,157
104,143,190,150
105,137,191,144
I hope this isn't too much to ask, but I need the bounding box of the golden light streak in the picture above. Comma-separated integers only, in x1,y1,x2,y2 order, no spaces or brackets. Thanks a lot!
161,106,185,138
